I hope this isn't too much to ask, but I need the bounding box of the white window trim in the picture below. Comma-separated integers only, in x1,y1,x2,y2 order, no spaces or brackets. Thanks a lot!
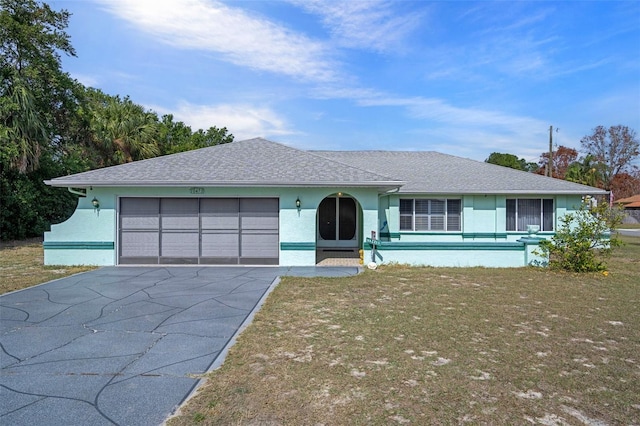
506,198,554,232
400,198,461,232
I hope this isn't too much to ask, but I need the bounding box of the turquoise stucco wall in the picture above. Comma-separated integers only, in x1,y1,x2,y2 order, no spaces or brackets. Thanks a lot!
44,189,116,265
370,245,526,267
370,194,586,267
44,186,381,266
44,187,586,268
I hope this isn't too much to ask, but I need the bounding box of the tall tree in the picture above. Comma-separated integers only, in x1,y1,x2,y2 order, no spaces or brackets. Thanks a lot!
186,126,233,151
485,152,536,172
565,154,604,188
610,171,640,201
536,146,578,179
86,91,160,166
157,114,194,155
0,78,46,172
580,125,639,190
157,114,233,155
0,0,77,172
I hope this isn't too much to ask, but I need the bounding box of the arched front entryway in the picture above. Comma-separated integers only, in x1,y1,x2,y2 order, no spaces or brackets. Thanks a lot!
316,194,361,265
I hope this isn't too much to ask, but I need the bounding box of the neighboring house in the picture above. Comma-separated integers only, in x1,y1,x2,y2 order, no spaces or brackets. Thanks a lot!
616,194,640,223
44,138,606,267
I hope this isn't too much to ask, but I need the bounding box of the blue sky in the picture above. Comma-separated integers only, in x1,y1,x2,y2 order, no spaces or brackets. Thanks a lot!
52,0,639,163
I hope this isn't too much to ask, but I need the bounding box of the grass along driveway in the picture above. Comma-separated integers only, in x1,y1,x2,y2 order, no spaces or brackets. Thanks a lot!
169,236,640,425
0,238,95,294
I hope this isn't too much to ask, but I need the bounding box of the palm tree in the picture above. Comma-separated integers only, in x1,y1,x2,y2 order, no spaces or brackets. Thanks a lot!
565,155,604,188
88,94,160,166
0,78,47,172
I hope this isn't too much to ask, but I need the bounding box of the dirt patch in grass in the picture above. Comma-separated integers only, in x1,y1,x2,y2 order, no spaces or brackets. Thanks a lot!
0,239,95,294
168,236,640,425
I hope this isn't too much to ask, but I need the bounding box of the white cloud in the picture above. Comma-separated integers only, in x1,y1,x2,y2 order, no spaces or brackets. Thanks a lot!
71,73,99,88
97,0,338,82
356,95,549,161
154,102,296,140
359,95,541,128
288,0,422,53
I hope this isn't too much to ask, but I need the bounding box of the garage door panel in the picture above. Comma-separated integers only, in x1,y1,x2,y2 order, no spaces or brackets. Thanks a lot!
201,198,238,213
201,232,239,257
161,231,199,257
120,231,159,257
161,198,199,229
240,198,278,212
201,198,240,230
239,257,279,265
240,198,279,230
241,215,278,230
241,232,279,258
120,198,159,229
202,215,239,230
200,257,240,265
159,256,199,265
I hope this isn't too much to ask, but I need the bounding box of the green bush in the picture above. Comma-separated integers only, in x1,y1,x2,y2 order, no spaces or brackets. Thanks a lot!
0,156,79,240
536,201,623,272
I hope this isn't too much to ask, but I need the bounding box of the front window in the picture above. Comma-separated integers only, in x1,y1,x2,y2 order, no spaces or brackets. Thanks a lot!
400,199,461,231
506,198,554,231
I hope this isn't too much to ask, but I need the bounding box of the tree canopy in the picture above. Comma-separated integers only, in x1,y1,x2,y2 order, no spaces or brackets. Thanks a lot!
536,146,578,180
580,125,639,191
485,152,537,172
0,0,78,173
0,0,233,240
486,126,640,201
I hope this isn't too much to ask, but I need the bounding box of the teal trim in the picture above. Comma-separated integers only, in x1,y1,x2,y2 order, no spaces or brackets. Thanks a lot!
280,242,316,251
365,241,524,251
506,231,554,235
462,232,508,239
398,231,462,236
517,237,544,245
44,241,114,250
380,232,401,239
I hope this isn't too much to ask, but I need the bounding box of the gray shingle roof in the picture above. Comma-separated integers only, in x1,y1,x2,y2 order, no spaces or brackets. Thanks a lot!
313,150,606,195
46,138,606,195
46,138,402,189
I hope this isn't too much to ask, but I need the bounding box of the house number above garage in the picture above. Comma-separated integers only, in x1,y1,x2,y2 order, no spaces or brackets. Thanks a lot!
189,187,205,194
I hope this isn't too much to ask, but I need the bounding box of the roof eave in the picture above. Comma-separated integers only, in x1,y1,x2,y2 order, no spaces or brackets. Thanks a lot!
396,189,608,195
45,180,405,189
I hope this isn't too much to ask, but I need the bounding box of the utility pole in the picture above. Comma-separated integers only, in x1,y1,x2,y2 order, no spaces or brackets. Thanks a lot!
548,125,553,177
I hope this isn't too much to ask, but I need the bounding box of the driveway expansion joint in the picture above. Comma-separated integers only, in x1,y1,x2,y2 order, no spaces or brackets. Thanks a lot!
1,266,360,426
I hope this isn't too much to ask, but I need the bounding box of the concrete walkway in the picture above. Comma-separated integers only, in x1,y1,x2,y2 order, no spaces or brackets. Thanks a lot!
0,266,360,426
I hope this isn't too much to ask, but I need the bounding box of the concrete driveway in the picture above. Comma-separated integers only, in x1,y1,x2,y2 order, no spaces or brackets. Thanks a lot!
618,228,640,238
0,266,359,426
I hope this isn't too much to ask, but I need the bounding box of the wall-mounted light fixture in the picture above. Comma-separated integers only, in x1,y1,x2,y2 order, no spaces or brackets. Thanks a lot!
295,197,301,211
91,197,100,210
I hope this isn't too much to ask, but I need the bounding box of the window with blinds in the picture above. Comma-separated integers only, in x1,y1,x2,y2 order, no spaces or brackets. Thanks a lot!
399,199,462,231
506,198,554,231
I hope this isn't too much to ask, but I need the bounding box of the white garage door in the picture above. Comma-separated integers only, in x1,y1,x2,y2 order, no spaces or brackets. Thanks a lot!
119,197,279,265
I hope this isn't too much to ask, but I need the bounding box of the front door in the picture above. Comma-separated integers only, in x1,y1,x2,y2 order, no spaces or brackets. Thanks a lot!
317,196,358,248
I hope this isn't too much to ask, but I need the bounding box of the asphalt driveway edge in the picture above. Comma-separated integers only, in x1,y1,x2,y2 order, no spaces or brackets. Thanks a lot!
163,274,284,424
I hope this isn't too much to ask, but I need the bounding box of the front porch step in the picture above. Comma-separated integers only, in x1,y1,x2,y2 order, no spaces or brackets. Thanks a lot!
316,249,361,266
